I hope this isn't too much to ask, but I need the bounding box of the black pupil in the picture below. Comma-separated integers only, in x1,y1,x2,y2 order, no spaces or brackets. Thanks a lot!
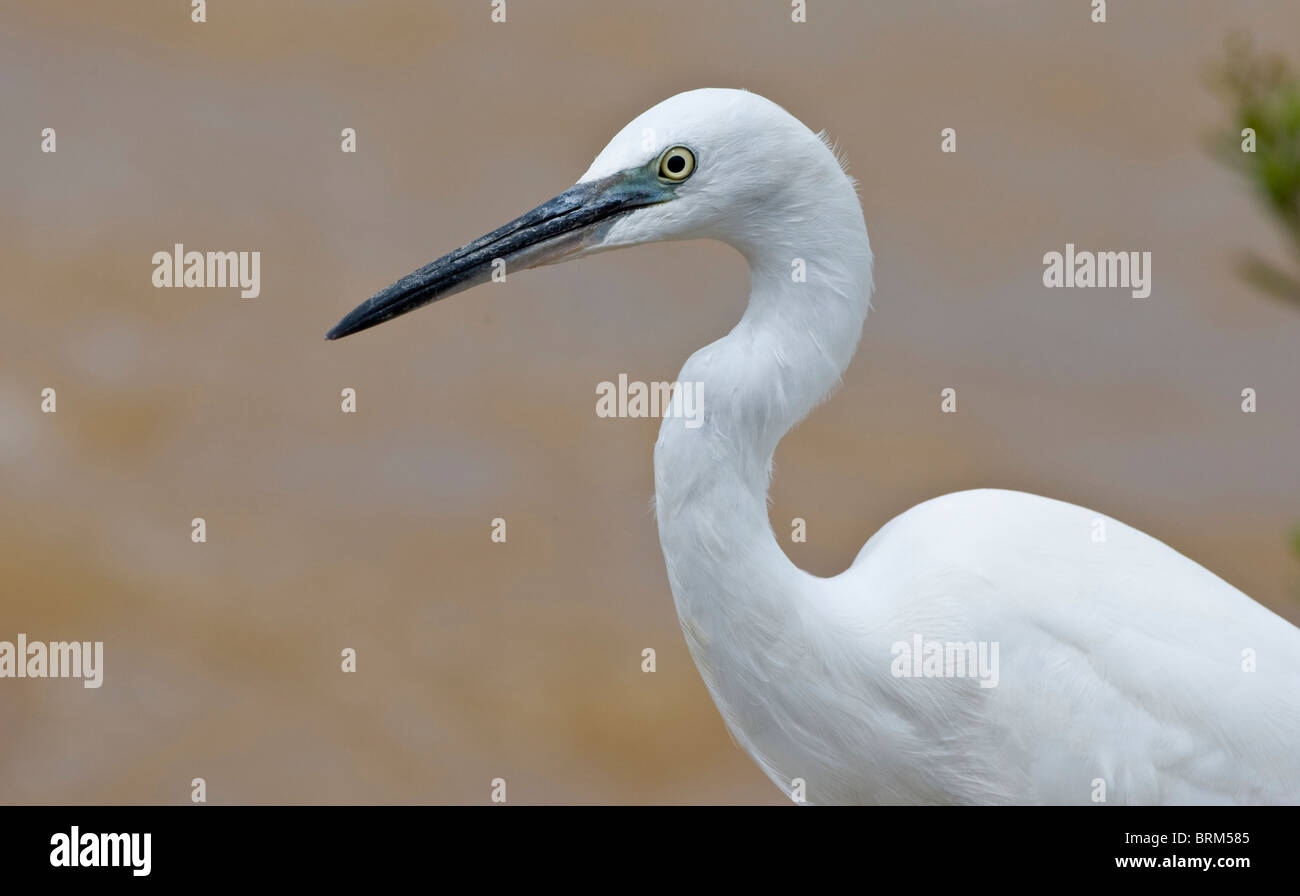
666,154,686,174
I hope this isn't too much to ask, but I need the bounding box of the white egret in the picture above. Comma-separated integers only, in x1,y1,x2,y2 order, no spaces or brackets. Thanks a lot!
329,89,1300,805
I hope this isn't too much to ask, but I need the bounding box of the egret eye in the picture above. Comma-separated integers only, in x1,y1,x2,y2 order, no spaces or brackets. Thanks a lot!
658,146,696,181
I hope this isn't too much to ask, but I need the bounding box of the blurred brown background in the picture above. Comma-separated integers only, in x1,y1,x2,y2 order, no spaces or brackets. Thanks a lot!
2,0,1298,804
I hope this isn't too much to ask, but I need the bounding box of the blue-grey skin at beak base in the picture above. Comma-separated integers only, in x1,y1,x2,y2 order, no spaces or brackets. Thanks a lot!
326,169,673,340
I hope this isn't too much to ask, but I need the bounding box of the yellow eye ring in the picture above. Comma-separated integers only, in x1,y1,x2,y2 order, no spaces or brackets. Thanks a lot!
658,146,696,181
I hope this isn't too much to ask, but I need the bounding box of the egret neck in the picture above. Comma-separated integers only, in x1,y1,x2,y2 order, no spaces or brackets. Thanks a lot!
652,166,874,727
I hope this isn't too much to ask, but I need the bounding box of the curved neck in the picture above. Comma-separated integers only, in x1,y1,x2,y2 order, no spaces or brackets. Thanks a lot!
653,182,873,639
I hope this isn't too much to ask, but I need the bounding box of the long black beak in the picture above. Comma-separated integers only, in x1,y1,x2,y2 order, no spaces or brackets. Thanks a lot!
327,172,666,340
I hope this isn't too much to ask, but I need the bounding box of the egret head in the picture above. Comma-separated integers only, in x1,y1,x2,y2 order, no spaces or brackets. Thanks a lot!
327,88,855,339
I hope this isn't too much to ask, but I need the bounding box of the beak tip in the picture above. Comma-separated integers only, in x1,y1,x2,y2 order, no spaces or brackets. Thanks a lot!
326,308,372,341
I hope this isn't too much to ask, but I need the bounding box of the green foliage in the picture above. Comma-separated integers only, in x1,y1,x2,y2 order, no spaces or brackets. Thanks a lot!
1212,39,1300,568
1212,36,1300,308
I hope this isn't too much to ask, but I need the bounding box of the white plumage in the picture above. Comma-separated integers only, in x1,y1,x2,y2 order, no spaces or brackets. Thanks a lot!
333,88,1300,805
637,90,1300,805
